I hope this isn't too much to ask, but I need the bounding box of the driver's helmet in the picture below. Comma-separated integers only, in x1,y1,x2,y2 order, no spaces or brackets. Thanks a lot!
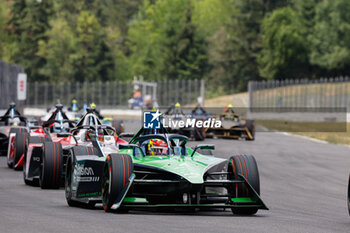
8,117,20,126
148,139,168,155
52,122,63,133
85,128,104,142
50,122,69,133
85,129,95,141
223,104,233,112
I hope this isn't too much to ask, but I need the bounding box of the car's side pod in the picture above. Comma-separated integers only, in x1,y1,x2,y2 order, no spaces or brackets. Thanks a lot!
102,153,135,211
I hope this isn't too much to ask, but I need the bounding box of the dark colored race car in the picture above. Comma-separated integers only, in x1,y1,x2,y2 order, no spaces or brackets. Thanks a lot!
0,103,28,169
65,125,268,215
163,103,207,141
348,174,350,215
205,106,255,140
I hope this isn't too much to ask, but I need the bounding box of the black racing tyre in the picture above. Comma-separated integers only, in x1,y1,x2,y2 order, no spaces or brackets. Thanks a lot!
13,132,28,171
348,174,350,215
73,146,103,156
113,120,124,135
6,127,27,166
194,127,205,141
9,127,28,135
40,142,63,189
228,155,260,215
29,136,51,144
0,141,7,157
197,148,213,156
102,153,133,212
65,156,82,207
245,120,255,141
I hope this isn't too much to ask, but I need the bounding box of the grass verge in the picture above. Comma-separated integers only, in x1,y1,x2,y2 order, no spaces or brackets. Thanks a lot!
256,120,350,145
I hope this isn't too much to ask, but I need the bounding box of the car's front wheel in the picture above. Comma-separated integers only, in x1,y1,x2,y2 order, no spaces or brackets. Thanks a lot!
228,154,260,215
40,142,63,189
348,174,350,215
102,153,133,212
13,132,28,170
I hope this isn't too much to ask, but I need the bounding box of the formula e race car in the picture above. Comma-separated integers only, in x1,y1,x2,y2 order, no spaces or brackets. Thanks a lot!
348,174,350,215
163,103,207,141
205,106,255,140
65,126,268,215
24,106,127,189
0,103,28,167
22,104,76,186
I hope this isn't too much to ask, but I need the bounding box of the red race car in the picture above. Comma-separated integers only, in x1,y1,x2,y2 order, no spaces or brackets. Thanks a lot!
23,106,127,189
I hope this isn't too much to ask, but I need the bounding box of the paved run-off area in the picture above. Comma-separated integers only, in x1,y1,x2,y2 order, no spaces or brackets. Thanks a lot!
1,125,350,233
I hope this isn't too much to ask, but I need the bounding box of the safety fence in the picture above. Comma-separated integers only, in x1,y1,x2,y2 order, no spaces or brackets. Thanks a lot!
0,60,24,109
248,77,350,111
25,79,204,108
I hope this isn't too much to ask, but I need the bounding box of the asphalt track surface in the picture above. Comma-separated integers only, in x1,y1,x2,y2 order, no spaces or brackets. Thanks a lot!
1,121,350,233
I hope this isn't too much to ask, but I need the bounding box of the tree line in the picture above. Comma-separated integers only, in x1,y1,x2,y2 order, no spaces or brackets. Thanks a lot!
0,0,349,96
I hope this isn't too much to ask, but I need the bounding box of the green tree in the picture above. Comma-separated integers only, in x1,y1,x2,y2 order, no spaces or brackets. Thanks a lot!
225,0,291,91
71,11,113,82
128,0,208,80
309,0,350,74
6,0,27,37
37,18,76,82
259,7,308,79
0,1,12,61
192,0,236,37
6,0,53,81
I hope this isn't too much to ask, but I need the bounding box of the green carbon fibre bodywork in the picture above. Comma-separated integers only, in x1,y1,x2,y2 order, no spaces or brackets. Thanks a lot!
119,147,226,184
113,132,268,211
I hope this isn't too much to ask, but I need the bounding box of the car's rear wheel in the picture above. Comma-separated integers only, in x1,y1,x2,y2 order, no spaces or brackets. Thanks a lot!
102,153,133,212
29,136,51,143
113,120,124,135
245,120,255,141
9,127,27,135
7,127,27,167
13,132,28,170
228,154,260,215
194,127,205,141
40,142,63,189
348,174,350,215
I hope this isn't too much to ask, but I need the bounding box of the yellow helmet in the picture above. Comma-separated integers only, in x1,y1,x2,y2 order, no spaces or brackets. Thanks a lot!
227,104,233,108
148,139,155,155
90,102,96,108
72,99,77,103
175,102,181,107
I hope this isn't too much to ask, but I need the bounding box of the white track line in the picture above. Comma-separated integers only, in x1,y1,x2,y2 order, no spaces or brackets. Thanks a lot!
274,131,329,144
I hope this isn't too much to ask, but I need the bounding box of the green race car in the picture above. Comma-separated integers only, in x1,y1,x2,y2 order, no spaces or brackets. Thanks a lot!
66,127,268,215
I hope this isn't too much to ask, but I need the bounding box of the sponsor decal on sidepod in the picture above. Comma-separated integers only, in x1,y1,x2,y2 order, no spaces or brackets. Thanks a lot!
73,164,99,182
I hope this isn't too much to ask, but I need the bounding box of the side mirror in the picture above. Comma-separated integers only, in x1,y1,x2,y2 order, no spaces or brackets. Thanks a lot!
119,144,139,150
191,144,215,157
119,132,135,138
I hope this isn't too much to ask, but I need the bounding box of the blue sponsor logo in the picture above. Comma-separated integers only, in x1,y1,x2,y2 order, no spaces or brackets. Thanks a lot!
143,110,161,129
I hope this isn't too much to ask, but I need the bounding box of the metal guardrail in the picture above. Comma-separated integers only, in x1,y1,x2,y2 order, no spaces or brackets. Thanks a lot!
25,79,204,108
0,60,24,109
248,77,350,111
